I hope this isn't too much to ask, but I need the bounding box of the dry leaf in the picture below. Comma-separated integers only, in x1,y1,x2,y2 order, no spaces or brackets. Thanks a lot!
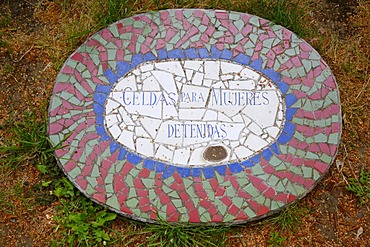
356,226,363,241
336,160,344,171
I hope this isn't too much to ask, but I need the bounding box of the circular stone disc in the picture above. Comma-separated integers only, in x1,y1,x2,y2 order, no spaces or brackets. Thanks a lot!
48,9,342,224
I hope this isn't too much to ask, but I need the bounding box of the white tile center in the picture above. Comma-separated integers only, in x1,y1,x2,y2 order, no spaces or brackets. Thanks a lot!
104,60,285,166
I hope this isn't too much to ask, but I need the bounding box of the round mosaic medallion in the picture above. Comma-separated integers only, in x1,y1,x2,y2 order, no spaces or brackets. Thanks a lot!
48,9,342,224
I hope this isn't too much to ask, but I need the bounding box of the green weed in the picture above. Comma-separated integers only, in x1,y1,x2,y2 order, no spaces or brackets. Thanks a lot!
52,177,117,246
0,3,11,47
263,203,309,231
96,0,141,27
1,63,15,74
0,188,17,214
0,110,62,173
267,232,286,247
0,108,66,211
346,170,370,205
0,5,11,29
120,218,231,247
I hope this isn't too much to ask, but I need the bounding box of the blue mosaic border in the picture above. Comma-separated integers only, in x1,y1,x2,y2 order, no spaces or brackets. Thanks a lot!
92,46,298,179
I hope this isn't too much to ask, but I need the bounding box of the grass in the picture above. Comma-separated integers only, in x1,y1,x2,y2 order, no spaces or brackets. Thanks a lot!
0,5,11,48
238,0,308,37
0,107,118,245
51,177,117,246
267,232,286,247
0,109,60,173
120,219,231,247
0,108,63,214
95,0,144,27
0,5,11,29
262,203,309,231
0,63,14,75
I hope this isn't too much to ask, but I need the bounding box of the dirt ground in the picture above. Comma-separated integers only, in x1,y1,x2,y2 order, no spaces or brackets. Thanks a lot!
0,0,369,246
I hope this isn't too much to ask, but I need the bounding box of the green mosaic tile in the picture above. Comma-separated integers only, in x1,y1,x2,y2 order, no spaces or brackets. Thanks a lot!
234,19,244,31
251,165,264,175
198,206,207,215
255,195,265,204
270,155,286,166
297,67,306,77
296,149,306,158
49,134,61,146
264,198,271,208
128,168,140,178
183,177,193,189
57,74,71,83
168,190,180,199
106,184,114,194
128,188,137,199
244,206,257,218
109,25,119,37
201,212,212,222
287,146,297,155
275,181,285,192
59,157,68,165
202,180,212,190
274,60,281,70
290,166,303,175
85,184,95,196
243,184,259,197
302,59,312,72
142,178,154,188
236,178,250,187
87,176,98,187
186,186,196,198
289,67,298,78
275,163,288,172
314,133,328,142
292,117,304,125
226,187,236,197
149,190,156,201
286,181,298,195
320,154,332,164
106,196,120,210
172,199,183,208
294,132,305,142
216,201,228,215
65,59,78,68
331,114,340,122
313,170,320,180
293,184,305,195
69,167,81,179
257,174,270,181
329,133,340,144
126,198,139,208
285,48,296,56
267,175,280,186
245,48,254,56
232,197,244,208
302,166,313,178
270,201,280,210
249,16,260,27
76,63,86,73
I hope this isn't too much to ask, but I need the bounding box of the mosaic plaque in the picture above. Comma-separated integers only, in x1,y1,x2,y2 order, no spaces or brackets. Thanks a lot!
48,9,342,224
